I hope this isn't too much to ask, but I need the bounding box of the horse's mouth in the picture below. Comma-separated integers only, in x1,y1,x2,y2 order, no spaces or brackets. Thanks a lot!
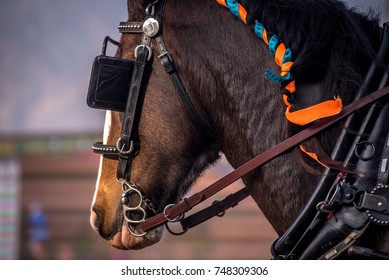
111,205,164,249
108,223,164,250
90,206,164,250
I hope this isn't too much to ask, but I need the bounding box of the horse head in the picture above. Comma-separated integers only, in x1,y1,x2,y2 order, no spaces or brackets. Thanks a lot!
89,0,221,249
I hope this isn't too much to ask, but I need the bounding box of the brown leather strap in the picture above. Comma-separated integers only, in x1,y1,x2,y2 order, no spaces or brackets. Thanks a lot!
140,85,389,232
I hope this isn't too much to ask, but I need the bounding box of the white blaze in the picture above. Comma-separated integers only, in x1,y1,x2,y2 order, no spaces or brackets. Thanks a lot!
92,110,112,205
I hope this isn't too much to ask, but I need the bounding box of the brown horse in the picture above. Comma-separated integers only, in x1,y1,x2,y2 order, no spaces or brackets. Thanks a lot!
89,0,389,258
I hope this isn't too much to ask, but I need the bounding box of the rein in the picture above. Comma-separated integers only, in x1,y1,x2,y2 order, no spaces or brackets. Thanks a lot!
140,84,389,233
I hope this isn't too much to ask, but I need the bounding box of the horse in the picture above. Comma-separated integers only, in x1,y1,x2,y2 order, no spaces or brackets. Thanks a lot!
88,0,389,259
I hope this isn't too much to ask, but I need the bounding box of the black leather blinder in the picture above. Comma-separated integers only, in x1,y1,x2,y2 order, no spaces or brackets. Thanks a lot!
86,36,144,112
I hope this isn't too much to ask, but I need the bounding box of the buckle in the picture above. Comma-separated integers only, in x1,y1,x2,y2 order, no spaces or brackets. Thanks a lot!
116,138,135,155
158,51,174,73
134,45,153,61
163,204,188,236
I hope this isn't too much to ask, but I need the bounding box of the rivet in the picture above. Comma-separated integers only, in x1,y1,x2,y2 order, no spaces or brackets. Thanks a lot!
143,18,159,37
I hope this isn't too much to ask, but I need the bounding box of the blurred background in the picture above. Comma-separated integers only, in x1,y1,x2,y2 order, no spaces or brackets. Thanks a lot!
0,0,385,260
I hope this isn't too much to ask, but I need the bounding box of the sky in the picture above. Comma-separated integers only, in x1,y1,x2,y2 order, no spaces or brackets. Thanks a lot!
0,0,126,135
0,0,385,135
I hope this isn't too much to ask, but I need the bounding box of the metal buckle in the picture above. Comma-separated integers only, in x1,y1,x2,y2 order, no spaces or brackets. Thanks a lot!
116,138,135,155
158,51,172,64
163,204,185,222
163,204,188,236
134,45,153,61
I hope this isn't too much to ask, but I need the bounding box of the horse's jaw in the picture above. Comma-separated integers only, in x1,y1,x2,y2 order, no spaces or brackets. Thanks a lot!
90,209,164,250
108,224,164,250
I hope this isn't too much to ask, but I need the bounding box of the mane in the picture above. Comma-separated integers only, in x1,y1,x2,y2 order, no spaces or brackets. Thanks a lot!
238,0,381,171
241,0,380,83
130,0,382,171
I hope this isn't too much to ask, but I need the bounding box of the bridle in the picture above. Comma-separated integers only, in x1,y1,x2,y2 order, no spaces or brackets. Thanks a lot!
88,0,389,258
91,0,212,237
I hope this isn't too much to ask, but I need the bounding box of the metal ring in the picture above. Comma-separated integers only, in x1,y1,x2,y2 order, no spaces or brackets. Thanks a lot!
316,201,333,213
123,207,147,223
326,182,341,206
116,138,134,155
315,183,339,213
134,45,153,61
120,179,138,192
121,181,143,210
165,222,188,236
354,141,376,161
163,204,185,223
125,222,148,237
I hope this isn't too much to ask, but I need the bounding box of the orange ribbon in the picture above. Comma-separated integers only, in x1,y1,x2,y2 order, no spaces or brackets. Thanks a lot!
283,96,343,125
299,145,329,168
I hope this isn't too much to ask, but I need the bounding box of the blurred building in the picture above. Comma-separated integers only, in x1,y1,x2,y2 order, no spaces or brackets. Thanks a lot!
0,134,277,260
0,157,20,259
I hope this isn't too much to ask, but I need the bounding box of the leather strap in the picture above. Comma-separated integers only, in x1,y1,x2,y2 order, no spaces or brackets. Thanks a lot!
118,0,212,138
155,35,212,135
153,0,211,135
116,47,151,180
118,22,143,34
140,85,389,232
92,142,119,159
378,132,389,184
180,187,250,230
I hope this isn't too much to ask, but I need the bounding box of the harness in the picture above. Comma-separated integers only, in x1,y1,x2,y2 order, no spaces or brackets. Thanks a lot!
86,0,389,258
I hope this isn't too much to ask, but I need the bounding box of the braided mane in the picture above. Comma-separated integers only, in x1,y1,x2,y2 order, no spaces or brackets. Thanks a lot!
241,0,381,95
218,0,381,169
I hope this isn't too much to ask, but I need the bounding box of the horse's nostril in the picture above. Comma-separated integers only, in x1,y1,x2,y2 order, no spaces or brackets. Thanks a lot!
90,207,104,233
90,207,117,240
90,209,99,232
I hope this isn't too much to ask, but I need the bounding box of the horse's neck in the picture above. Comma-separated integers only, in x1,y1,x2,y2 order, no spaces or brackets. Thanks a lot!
216,81,321,234
163,0,322,233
